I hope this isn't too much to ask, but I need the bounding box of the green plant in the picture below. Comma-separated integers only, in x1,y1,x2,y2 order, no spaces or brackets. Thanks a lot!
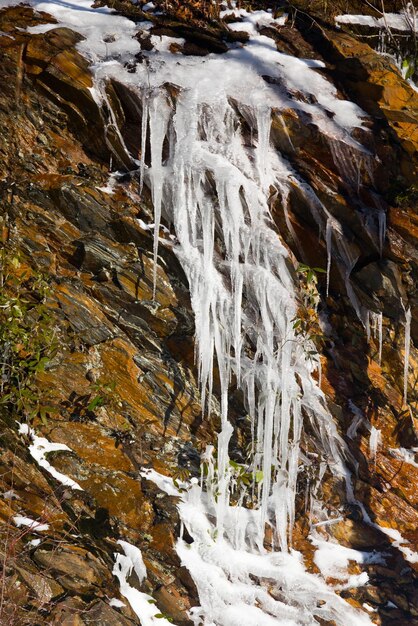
172,466,191,491
60,380,118,423
155,613,174,622
402,56,416,80
0,245,58,425
291,264,325,360
229,459,263,491
395,184,418,209
199,451,264,507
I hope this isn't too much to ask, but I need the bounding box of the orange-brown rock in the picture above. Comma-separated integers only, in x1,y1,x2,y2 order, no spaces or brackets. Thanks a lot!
1,3,418,625
318,29,418,184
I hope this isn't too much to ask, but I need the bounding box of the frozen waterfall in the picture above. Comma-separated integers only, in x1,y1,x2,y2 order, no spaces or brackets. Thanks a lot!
125,21,372,625
145,88,351,552
25,1,378,623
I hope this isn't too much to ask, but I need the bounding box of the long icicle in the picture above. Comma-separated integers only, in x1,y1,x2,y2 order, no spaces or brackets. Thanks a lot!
148,93,171,298
404,307,411,405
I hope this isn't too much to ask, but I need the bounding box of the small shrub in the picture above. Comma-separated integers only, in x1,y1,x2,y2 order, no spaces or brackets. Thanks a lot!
0,240,58,426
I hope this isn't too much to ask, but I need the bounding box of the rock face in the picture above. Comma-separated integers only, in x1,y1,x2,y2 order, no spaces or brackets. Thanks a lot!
0,3,417,626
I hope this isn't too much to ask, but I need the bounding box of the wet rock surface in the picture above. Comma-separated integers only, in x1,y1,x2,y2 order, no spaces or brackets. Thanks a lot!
0,2,417,625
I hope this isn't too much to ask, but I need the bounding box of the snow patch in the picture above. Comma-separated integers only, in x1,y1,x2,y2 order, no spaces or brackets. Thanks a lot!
26,0,141,64
18,423,83,490
28,538,42,547
112,539,174,625
311,535,384,588
377,525,418,564
221,8,288,34
336,11,418,33
13,515,49,532
388,447,418,468
145,469,374,626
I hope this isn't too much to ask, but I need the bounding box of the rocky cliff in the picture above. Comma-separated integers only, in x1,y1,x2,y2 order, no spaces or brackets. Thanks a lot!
0,2,417,625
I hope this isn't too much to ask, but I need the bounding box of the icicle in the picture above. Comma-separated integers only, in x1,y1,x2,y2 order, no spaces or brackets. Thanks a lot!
377,311,383,365
369,427,381,469
378,209,386,257
255,106,271,192
139,91,149,195
96,81,132,167
404,307,411,405
148,92,171,298
366,310,371,342
296,189,368,325
326,217,332,297
367,311,383,363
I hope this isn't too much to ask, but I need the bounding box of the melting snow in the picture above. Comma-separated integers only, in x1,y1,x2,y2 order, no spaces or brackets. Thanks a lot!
336,11,418,32
109,597,126,608
13,515,49,532
113,539,174,625
18,423,83,490
311,534,385,588
144,469,374,625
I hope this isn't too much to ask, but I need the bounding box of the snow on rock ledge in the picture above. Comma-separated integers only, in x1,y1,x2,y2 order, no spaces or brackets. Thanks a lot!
18,423,83,491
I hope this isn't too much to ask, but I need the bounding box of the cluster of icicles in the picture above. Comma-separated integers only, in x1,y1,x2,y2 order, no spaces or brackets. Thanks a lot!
132,87,350,550
90,41,404,626
130,86,377,625
98,71,407,623
89,44,410,626
85,12,402,626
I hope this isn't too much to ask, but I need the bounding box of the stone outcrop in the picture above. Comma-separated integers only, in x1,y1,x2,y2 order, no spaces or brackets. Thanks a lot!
0,3,417,625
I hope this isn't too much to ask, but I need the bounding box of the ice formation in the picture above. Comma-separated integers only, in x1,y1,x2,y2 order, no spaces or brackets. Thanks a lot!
8,0,387,622
132,72,352,552
404,307,412,405
143,469,373,626
99,15,368,553
367,311,383,364
113,540,174,625
369,426,382,467
336,7,418,33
